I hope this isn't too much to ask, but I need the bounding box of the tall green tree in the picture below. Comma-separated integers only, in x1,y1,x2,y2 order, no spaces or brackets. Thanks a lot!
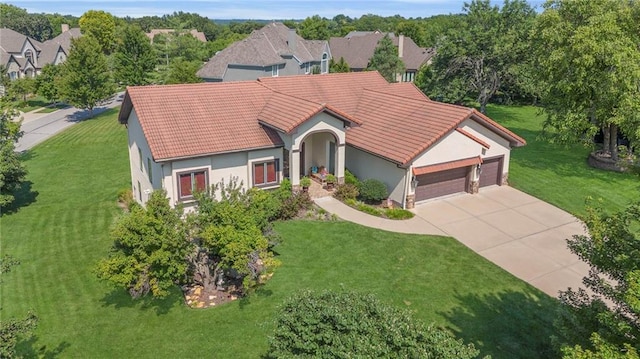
0,4,54,41
6,77,35,103
35,64,62,104
554,201,640,357
59,36,115,116
297,15,330,40
164,58,202,84
396,21,426,47
0,103,27,209
79,10,117,54
534,0,640,160
113,25,156,86
417,0,536,113
96,191,191,299
367,34,405,83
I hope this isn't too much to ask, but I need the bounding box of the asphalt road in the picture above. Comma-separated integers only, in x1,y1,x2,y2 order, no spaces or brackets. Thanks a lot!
15,94,124,152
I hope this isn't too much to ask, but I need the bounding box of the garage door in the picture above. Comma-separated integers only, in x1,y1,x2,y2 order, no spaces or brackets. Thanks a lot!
415,167,468,201
480,156,503,187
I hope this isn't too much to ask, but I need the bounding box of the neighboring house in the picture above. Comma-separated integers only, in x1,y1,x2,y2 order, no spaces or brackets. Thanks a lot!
197,22,330,82
329,31,435,82
119,72,525,211
146,29,207,43
0,28,42,80
0,25,80,94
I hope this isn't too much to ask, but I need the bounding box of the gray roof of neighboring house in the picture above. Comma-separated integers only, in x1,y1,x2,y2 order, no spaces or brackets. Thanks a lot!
330,31,434,71
0,28,42,70
197,22,329,80
38,28,81,64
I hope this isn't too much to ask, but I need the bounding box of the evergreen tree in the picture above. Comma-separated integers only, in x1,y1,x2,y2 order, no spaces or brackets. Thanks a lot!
59,36,115,116
367,34,405,83
113,25,156,86
329,57,350,73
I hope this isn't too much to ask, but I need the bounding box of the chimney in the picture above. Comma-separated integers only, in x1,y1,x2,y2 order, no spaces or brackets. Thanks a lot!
61,24,69,33
398,34,404,58
288,28,297,54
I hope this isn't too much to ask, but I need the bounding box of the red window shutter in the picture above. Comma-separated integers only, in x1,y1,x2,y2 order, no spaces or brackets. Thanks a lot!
254,163,265,185
194,171,206,192
266,161,276,183
179,174,192,197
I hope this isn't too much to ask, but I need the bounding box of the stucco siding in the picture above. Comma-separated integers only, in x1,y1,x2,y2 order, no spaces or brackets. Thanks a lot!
345,145,406,204
222,65,267,82
460,119,512,173
127,110,161,205
412,130,484,168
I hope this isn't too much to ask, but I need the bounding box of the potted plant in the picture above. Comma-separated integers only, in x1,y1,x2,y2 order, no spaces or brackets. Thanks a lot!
325,174,336,190
300,176,311,192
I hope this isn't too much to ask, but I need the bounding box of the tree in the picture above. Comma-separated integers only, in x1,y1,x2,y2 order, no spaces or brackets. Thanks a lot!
164,59,202,84
6,77,35,103
59,36,115,116
534,0,640,161
0,103,27,209
297,15,330,40
329,57,350,73
79,10,117,54
113,25,156,86
0,4,54,41
396,21,426,47
417,0,536,113
367,34,405,83
35,64,62,104
96,190,191,298
267,290,480,358
554,200,640,357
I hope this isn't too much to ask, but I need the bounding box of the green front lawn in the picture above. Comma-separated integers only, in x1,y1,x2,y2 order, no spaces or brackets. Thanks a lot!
486,105,639,216
0,108,559,358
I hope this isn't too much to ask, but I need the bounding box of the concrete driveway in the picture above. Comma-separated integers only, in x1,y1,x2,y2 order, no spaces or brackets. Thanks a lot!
411,186,589,297
315,186,590,297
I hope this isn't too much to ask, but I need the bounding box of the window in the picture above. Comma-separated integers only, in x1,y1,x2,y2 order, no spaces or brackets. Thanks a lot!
321,53,328,74
253,160,279,187
177,170,207,200
304,62,310,74
402,71,415,82
271,65,279,77
9,71,18,80
25,50,34,64
147,158,153,183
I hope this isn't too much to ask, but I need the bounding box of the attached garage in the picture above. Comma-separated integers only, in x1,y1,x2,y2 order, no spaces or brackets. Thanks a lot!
415,167,469,201
479,156,503,187
413,156,482,202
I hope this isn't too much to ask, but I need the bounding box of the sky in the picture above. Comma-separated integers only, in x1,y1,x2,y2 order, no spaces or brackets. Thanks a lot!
6,0,546,20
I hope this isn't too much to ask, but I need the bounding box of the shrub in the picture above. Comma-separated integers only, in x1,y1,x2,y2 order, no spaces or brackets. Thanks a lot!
333,183,359,201
385,208,414,220
299,176,312,188
358,179,388,203
278,191,313,220
325,173,336,184
344,169,360,187
267,290,479,359
116,187,134,210
356,202,383,216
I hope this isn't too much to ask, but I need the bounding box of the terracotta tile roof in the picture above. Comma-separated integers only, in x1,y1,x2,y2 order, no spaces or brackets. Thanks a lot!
456,128,491,149
146,29,206,43
413,156,482,175
120,71,525,165
120,82,283,161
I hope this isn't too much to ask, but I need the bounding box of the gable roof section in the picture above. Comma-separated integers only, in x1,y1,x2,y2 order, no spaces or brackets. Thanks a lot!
120,82,283,161
120,72,525,165
329,32,433,71
197,22,329,80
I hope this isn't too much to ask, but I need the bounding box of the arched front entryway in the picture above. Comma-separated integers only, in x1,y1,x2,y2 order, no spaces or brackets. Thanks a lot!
288,128,345,189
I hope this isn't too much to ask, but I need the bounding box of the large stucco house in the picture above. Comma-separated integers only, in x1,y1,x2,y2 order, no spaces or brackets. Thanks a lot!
119,72,525,210
197,22,330,82
329,31,435,83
